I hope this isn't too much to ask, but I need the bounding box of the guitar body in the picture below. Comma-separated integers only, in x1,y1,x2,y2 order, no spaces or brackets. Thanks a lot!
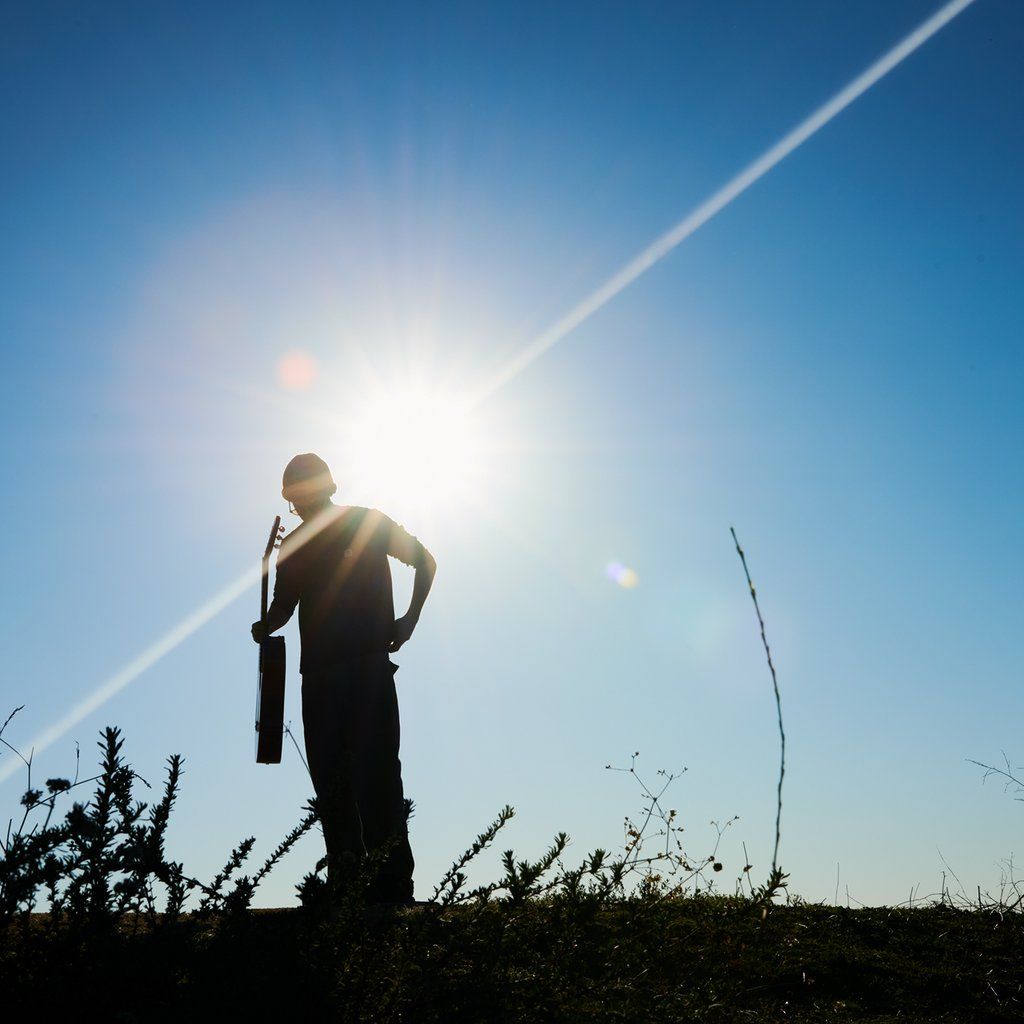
255,515,287,764
256,636,286,763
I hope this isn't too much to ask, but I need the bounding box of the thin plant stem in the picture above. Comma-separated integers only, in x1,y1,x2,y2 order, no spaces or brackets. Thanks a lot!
730,527,785,876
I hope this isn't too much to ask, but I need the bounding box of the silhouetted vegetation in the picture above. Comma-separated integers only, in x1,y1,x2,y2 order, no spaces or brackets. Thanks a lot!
2,717,1022,1022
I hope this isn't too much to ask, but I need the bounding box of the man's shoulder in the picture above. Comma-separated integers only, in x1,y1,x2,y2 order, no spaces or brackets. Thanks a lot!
280,520,307,546
344,508,406,556
345,506,394,530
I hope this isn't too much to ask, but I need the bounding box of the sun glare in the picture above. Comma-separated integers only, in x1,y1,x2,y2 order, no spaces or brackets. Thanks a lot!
342,384,487,517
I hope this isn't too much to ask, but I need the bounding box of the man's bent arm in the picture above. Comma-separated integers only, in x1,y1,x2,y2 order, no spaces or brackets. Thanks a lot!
404,547,436,624
386,515,436,651
389,547,435,652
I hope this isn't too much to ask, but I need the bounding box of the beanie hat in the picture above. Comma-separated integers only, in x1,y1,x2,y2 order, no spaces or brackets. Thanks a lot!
281,453,337,503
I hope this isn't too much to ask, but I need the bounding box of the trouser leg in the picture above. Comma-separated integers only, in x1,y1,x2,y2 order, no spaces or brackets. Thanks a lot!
350,660,415,901
302,658,415,901
301,672,364,881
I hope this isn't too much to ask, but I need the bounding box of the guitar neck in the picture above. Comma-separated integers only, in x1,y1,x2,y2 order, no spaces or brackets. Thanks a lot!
261,515,282,625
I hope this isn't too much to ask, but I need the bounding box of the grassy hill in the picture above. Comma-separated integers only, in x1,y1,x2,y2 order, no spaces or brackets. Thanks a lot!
3,722,1021,1022
5,898,1022,1021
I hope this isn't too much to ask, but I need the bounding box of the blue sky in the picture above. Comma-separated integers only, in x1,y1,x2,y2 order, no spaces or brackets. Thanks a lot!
1,0,1021,907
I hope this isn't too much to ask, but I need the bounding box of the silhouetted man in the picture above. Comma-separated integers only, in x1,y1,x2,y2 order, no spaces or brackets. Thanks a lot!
251,453,435,903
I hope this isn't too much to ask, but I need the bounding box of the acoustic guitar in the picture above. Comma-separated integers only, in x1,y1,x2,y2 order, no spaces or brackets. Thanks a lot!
255,516,286,764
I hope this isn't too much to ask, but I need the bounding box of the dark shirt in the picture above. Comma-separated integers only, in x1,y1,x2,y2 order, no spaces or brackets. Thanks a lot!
268,504,425,673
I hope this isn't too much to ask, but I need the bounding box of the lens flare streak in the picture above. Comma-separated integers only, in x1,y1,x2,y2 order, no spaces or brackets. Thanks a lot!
0,566,258,786
472,0,979,404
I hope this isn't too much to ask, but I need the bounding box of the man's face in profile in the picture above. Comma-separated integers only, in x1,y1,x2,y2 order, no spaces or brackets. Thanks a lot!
293,502,322,522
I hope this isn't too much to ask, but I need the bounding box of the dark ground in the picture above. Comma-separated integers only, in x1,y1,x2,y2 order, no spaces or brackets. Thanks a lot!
4,897,1022,1022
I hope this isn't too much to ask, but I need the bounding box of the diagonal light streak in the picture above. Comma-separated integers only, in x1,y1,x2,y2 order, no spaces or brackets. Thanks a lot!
471,0,980,405
0,566,259,785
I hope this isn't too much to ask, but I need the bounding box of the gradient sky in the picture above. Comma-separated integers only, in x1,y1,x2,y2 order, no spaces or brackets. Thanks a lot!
2,0,1022,908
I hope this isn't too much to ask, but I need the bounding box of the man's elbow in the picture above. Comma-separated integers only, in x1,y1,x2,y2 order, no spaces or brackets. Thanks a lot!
419,547,437,577
266,600,295,631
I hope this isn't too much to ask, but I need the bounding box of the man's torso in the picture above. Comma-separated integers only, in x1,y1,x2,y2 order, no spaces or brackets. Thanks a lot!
278,505,396,671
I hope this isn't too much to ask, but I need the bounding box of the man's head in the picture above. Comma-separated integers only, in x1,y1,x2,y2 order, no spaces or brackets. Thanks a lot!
282,453,337,519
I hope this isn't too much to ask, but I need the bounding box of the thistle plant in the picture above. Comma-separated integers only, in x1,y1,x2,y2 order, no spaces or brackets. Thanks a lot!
0,710,310,926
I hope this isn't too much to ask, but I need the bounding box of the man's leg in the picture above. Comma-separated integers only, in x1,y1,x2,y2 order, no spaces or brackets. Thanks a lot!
349,657,415,902
301,671,364,886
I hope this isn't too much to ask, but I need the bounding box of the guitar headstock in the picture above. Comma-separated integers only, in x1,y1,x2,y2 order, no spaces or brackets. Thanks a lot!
264,515,284,558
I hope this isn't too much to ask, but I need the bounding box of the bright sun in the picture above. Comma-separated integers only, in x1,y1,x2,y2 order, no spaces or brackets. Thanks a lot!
341,384,487,517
